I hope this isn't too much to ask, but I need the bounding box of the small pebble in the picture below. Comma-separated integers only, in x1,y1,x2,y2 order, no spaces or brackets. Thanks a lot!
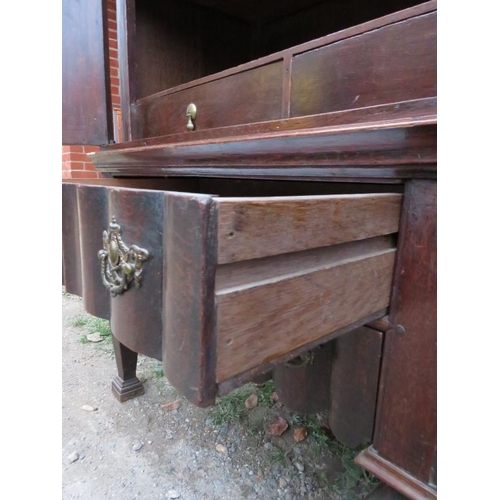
68,451,79,463
81,405,97,412
166,490,180,499
215,444,227,453
132,443,144,452
294,462,305,472
86,333,103,343
263,442,273,451
279,477,287,488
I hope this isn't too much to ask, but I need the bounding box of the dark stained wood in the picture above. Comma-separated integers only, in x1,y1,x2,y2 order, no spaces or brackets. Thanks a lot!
111,334,145,402
117,0,136,142
186,0,328,23
90,167,434,184
162,192,218,407
329,326,383,448
273,342,333,414
103,98,437,151
373,180,437,483
91,121,437,179
108,187,166,360
216,243,396,381
129,1,436,105
62,184,83,297
135,62,283,138
62,0,112,145
134,0,252,100
62,177,402,196
365,483,408,500
290,11,436,117
76,185,111,320
356,447,437,500
217,193,402,263
62,1,437,491
262,0,423,55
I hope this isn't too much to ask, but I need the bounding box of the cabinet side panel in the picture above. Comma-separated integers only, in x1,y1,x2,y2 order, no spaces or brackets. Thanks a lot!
374,180,437,482
62,0,112,145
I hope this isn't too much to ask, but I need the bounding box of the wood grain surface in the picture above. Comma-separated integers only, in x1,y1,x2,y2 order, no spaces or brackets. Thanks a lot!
62,0,112,145
329,326,383,447
217,193,402,263
162,192,218,406
290,12,436,117
216,246,396,381
373,180,437,483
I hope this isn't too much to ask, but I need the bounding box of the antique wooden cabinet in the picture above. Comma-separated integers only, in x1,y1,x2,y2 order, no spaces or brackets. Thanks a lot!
62,1,437,498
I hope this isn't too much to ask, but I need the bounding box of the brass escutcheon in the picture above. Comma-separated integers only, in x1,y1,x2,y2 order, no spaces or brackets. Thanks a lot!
98,218,150,296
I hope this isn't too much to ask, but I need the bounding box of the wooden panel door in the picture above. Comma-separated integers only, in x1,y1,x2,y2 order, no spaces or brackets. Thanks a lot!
62,0,112,145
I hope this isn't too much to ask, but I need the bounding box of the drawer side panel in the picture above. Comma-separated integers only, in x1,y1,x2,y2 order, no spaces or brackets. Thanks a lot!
217,193,402,264
216,246,396,381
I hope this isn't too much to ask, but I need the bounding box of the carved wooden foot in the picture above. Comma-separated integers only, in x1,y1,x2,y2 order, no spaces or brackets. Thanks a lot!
111,334,145,402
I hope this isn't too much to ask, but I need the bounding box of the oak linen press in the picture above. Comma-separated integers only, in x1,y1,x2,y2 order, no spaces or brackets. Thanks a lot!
62,1,437,498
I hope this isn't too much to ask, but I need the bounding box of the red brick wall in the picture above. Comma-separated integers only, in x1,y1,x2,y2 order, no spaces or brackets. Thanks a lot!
62,0,120,179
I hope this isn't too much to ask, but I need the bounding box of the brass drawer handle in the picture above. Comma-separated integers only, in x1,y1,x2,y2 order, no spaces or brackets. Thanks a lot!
186,103,197,131
98,218,150,296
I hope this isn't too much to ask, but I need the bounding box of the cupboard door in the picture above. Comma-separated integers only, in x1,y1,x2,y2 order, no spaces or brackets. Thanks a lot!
62,0,112,145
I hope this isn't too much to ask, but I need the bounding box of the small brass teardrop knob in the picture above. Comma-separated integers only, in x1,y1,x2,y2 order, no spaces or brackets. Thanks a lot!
186,103,197,131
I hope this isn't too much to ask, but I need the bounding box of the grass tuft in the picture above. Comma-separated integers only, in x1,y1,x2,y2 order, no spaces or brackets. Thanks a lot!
71,314,112,344
210,380,276,426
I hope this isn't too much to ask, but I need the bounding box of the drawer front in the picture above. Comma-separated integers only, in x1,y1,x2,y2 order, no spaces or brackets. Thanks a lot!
134,62,283,139
62,180,402,406
290,11,436,117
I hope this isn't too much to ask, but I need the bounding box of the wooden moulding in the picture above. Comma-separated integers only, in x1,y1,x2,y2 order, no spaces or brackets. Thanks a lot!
91,120,436,180
356,447,437,500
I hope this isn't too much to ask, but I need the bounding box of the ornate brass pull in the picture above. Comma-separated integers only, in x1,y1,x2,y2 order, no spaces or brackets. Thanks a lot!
186,103,197,131
98,218,150,296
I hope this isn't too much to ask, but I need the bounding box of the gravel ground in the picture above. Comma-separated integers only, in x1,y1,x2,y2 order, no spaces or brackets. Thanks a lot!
62,291,378,500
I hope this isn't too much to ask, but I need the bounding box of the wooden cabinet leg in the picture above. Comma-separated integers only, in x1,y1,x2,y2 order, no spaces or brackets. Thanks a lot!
111,334,145,402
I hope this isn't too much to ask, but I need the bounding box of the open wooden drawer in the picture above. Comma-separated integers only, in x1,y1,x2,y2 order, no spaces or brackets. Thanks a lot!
62,178,402,406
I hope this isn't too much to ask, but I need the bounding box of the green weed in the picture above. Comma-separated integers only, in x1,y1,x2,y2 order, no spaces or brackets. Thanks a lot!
210,381,276,426
71,314,112,344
